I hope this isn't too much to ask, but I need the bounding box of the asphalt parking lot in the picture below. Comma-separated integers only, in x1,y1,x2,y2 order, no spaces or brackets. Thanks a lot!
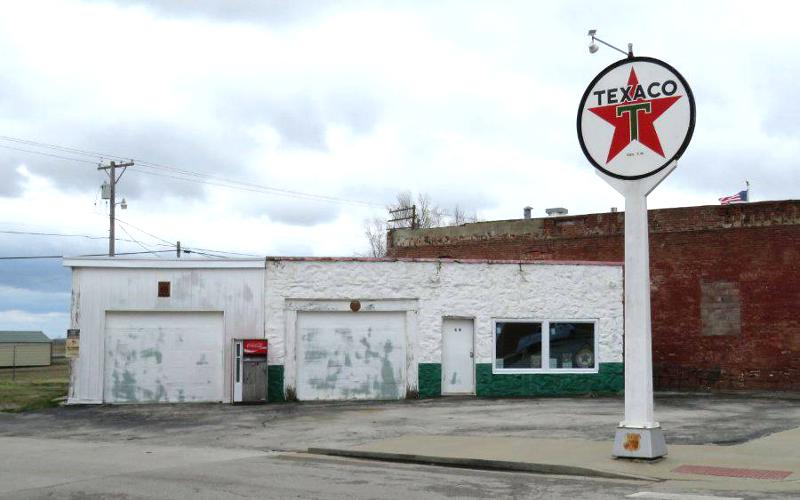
2,394,800,499
2,393,800,452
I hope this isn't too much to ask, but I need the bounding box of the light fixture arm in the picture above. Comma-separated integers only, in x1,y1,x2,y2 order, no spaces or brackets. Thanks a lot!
588,30,633,58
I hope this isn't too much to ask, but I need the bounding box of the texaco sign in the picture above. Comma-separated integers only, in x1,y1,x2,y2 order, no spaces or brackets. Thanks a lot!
577,56,695,180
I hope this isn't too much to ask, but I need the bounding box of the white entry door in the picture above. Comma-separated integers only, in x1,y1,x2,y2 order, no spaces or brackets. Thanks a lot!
442,318,474,394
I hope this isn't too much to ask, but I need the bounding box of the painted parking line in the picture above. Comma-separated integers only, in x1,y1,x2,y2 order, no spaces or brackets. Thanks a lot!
671,464,792,480
627,492,742,500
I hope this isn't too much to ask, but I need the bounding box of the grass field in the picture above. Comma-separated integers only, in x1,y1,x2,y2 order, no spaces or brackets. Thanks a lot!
0,359,69,412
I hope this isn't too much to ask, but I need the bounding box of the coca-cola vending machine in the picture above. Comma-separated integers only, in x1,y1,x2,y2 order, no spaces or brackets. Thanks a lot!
232,339,268,403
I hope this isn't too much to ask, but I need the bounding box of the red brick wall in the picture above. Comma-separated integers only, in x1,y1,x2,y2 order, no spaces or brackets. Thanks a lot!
388,201,800,391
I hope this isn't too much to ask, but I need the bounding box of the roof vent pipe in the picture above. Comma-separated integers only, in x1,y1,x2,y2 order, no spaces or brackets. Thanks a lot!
523,206,532,219
545,207,568,217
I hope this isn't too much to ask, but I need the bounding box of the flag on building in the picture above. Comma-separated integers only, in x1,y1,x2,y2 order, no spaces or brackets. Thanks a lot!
719,190,749,205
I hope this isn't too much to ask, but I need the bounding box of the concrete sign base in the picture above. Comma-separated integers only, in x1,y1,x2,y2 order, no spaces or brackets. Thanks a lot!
613,426,667,459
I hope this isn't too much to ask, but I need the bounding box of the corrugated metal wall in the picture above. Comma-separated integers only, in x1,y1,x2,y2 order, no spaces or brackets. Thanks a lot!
0,343,51,367
68,263,265,404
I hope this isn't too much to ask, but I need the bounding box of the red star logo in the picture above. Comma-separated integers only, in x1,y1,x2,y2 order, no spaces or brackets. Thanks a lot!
588,69,681,163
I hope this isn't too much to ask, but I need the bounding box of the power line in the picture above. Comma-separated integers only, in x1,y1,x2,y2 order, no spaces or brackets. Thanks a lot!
114,217,175,247
0,135,118,160
0,229,106,239
0,250,176,260
0,135,384,208
0,255,63,260
181,249,227,259
0,144,99,165
116,223,164,259
1,222,262,259
130,166,379,207
114,218,261,258
167,245,260,257
0,229,144,245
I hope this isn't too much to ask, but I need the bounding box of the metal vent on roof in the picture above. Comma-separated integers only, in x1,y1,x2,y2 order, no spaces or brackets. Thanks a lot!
545,207,568,217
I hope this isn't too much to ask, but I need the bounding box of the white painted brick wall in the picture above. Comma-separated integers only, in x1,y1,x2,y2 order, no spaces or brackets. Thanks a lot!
265,260,623,392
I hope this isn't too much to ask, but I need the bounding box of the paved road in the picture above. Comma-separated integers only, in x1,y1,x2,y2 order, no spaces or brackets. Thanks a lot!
2,394,799,452
1,436,790,499
1,394,799,499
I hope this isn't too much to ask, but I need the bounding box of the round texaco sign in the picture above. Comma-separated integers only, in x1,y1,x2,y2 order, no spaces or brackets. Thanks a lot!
577,56,695,180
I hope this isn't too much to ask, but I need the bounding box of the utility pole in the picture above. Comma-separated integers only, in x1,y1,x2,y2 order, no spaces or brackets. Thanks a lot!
387,204,417,229
98,160,134,256
176,241,181,258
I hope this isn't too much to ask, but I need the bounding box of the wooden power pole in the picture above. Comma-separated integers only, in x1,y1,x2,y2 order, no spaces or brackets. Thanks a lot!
98,160,134,256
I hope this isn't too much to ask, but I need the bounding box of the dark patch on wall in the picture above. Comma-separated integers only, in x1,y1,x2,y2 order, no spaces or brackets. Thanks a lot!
140,348,163,364
111,369,138,402
701,280,741,337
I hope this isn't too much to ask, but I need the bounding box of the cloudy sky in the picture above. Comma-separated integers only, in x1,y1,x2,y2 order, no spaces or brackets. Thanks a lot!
1,0,798,338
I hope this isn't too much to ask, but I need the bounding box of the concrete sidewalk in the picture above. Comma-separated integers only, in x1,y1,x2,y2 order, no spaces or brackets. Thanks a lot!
310,427,800,494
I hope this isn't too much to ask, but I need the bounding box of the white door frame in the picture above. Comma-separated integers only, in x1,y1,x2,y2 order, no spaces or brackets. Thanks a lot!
441,316,476,395
232,339,243,403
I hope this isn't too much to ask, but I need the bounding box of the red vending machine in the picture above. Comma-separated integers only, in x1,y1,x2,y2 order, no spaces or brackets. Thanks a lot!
232,339,268,403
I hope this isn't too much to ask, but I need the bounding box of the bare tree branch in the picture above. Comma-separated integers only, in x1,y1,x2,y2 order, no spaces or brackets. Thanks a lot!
362,191,480,256
363,216,387,257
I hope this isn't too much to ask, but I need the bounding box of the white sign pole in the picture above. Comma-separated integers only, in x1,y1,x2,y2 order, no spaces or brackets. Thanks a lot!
597,161,676,458
577,55,694,458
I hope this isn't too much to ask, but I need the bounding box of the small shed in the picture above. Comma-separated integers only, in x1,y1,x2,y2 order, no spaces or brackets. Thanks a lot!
0,331,52,368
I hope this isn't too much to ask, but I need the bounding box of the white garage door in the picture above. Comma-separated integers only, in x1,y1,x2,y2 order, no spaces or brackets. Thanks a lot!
296,311,406,401
104,311,224,403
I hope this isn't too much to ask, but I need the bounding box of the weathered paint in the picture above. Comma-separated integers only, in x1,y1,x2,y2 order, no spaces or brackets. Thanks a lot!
296,311,405,400
65,261,265,404
265,260,623,399
441,318,475,394
66,257,623,403
103,311,224,403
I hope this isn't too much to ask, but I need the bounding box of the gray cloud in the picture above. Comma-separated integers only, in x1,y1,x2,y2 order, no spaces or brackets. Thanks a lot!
273,240,314,257
0,283,69,315
0,154,26,197
0,84,381,228
0,259,70,297
761,68,800,139
230,194,343,227
0,122,236,201
668,145,798,201
97,0,390,27
219,89,382,151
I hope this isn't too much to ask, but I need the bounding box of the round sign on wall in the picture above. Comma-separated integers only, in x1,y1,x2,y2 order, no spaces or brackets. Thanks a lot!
577,56,695,180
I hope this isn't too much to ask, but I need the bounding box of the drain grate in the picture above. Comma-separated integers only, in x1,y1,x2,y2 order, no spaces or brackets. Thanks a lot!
672,464,792,480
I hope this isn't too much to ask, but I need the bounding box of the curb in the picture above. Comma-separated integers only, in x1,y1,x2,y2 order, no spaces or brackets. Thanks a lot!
307,447,657,481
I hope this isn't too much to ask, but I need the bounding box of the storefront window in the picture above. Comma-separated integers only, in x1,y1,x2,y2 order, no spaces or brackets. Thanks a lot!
495,322,542,369
493,319,597,373
549,322,595,369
